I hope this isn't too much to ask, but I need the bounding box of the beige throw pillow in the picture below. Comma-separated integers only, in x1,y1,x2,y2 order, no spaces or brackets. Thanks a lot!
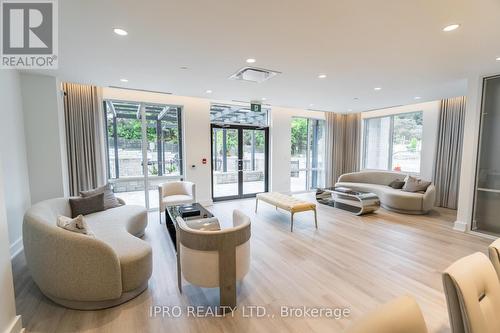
402,175,431,193
57,215,94,237
80,184,122,210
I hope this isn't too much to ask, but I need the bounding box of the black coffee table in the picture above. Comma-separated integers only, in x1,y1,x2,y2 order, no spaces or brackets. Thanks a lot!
165,203,214,251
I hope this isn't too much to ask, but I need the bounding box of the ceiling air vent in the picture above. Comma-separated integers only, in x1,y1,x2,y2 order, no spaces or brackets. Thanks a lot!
229,66,281,83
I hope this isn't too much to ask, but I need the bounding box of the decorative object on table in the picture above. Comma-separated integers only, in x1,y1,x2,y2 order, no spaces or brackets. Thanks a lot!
179,204,201,218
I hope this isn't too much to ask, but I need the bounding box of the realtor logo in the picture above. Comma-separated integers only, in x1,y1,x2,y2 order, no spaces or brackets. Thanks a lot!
1,0,58,68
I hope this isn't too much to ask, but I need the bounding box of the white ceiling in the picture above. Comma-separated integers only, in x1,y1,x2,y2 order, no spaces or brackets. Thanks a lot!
49,0,500,112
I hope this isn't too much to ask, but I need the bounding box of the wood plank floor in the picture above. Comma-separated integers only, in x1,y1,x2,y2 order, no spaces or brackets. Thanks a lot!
12,193,492,333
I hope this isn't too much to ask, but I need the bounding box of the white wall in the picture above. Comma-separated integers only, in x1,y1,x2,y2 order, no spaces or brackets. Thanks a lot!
0,154,23,333
0,70,31,256
270,106,325,193
360,101,441,181
20,73,69,204
103,88,326,201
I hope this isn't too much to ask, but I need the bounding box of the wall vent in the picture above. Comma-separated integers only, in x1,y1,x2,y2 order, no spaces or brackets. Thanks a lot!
229,66,281,83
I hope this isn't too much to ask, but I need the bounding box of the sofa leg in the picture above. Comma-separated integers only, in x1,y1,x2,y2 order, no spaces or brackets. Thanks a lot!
290,213,294,232
314,209,318,229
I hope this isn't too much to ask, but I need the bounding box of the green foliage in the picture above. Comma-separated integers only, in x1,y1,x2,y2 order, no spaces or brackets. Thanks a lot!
108,118,178,144
291,118,308,155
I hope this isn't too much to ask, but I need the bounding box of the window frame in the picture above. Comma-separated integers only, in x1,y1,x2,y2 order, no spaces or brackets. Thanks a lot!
103,100,185,181
290,117,326,192
362,111,423,174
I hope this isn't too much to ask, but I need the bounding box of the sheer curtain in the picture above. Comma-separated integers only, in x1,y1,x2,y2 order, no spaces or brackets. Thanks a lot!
325,112,362,187
433,96,466,209
62,82,106,195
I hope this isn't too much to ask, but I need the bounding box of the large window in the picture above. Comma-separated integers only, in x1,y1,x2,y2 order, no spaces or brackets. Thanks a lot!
290,118,325,192
104,100,183,208
363,111,423,173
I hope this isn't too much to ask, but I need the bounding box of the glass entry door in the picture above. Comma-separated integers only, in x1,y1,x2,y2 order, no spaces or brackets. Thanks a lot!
211,124,269,201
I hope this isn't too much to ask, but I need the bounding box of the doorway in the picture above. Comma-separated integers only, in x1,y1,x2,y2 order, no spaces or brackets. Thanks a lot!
211,124,269,201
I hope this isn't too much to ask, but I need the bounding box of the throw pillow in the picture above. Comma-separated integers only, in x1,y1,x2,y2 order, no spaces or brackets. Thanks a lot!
57,215,94,237
388,180,405,189
80,184,122,210
402,175,431,193
69,193,105,217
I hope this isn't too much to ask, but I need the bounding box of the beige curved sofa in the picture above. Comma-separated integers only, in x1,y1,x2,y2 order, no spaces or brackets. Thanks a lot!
23,198,152,310
336,171,435,214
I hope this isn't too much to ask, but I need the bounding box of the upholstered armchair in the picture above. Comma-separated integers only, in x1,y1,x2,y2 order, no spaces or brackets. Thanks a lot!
158,181,196,223
442,252,500,333
175,210,251,309
346,295,428,333
488,239,500,279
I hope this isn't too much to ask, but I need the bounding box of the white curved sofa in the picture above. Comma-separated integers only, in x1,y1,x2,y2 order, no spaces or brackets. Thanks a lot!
336,171,436,214
23,198,152,310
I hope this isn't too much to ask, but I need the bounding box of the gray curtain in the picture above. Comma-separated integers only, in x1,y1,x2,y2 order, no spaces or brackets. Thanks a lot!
433,96,466,209
63,82,106,196
325,112,362,187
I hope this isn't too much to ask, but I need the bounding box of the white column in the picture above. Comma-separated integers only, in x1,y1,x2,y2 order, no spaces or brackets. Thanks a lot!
455,75,483,231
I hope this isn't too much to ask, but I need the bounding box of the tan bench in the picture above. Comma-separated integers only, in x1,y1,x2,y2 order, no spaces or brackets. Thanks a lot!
255,192,317,232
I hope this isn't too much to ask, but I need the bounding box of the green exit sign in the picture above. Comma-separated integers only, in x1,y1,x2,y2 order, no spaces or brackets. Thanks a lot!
251,103,262,112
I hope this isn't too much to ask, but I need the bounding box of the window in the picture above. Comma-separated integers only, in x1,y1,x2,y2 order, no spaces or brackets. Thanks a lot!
290,118,325,191
104,100,183,209
363,111,423,173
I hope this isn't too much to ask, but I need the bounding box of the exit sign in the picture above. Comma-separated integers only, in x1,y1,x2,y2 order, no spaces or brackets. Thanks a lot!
251,103,262,112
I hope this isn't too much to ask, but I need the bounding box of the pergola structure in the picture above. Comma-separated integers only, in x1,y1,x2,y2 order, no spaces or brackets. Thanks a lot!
104,100,183,178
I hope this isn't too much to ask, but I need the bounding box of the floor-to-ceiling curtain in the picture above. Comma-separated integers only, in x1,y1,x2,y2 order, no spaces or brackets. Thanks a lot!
325,112,361,187
63,82,106,196
433,96,466,209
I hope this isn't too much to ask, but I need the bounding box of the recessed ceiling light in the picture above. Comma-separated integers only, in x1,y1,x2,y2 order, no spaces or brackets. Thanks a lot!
120,78,128,82
496,57,500,61
374,87,382,91
414,96,421,100
205,89,212,94
113,28,128,36
261,97,267,101
443,24,460,32
180,66,189,70
246,58,256,64
318,74,327,79
354,98,359,101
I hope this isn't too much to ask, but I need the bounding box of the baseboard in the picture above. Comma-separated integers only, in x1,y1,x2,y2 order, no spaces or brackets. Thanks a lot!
453,220,468,232
5,315,23,333
10,237,23,259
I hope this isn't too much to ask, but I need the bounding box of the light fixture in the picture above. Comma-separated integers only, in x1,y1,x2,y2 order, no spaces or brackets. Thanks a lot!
246,58,256,64
318,74,327,79
120,78,128,82
205,89,213,94
180,66,189,70
443,24,460,32
414,96,421,100
374,87,382,91
113,28,128,36
496,57,500,62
